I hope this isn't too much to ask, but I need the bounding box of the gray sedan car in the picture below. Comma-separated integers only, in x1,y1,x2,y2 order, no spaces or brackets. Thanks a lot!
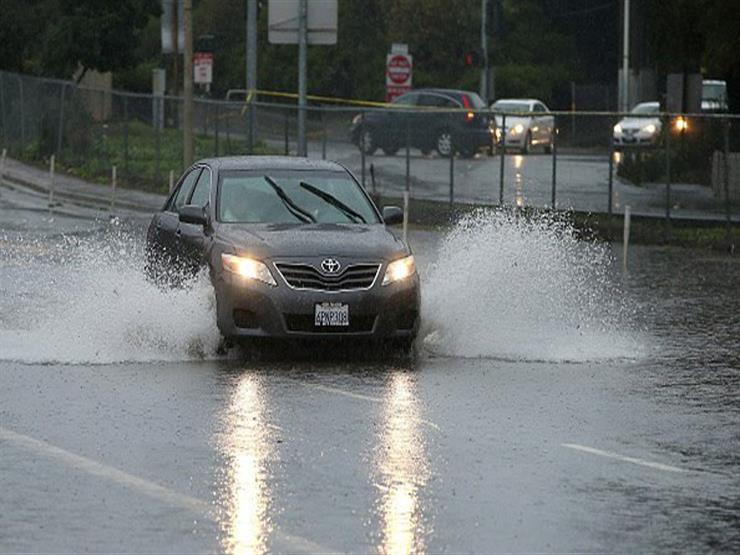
145,157,420,349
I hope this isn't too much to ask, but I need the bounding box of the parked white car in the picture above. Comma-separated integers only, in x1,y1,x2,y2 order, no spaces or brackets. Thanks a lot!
613,101,662,147
490,98,555,154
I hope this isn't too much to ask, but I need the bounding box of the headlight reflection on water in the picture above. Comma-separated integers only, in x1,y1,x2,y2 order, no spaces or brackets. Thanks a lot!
219,375,272,555
376,373,430,555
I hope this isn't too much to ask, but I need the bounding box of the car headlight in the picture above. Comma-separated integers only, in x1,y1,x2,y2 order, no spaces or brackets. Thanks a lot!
642,123,656,135
673,116,688,132
510,123,524,135
352,114,362,125
382,255,416,286
613,123,623,134
221,253,277,287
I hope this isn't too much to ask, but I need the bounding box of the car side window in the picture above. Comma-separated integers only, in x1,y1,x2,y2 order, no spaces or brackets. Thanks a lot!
169,168,202,212
418,94,445,107
189,169,211,208
394,92,419,106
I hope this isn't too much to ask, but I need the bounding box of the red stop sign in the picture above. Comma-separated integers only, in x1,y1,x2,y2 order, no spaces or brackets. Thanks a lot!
387,54,412,85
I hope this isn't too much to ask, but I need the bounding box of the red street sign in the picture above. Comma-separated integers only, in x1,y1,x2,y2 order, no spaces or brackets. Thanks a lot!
385,52,412,102
386,54,412,86
194,52,213,84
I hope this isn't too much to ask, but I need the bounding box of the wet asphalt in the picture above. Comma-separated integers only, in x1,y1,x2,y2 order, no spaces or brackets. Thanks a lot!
1,187,739,553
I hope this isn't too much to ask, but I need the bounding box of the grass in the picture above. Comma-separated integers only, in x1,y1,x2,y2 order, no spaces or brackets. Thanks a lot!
22,119,279,194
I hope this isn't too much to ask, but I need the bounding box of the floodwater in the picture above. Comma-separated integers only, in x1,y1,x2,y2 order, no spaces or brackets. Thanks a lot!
1,208,738,553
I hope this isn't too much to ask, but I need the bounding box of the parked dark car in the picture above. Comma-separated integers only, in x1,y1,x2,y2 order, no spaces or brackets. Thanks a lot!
350,88,495,157
145,156,420,349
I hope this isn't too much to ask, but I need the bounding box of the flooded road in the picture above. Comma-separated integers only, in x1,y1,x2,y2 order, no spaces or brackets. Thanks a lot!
1,206,738,552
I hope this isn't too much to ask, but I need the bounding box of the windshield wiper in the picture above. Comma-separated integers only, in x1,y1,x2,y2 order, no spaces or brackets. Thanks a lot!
263,176,316,223
299,181,367,224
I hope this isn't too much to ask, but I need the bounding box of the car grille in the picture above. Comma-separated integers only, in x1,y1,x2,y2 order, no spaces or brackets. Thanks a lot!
275,263,380,291
284,314,377,333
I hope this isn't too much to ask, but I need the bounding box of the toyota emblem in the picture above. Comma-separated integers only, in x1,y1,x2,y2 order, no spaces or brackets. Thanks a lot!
320,258,341,274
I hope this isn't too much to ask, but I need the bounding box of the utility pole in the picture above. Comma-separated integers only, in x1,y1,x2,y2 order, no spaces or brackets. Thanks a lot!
183,0,194,167
621,0,630,112
171,0,179,98
297,0,308,157
480,0,489,103
246,0,257,153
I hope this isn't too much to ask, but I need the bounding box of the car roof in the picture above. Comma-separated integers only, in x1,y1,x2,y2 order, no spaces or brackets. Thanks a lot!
419,87,477,96
195,156,346,173
633,101,660,108
703,79,726,85
492,98,539,105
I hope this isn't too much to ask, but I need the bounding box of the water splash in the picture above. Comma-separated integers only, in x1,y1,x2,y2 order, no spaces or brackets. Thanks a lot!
0,224,221,365
421,209,645,362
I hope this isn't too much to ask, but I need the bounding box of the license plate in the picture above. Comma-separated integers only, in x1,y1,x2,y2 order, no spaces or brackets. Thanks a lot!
314,302,349,327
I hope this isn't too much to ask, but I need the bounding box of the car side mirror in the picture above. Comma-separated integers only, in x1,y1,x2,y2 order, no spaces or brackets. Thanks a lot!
382,205,404,225
179,204,208,226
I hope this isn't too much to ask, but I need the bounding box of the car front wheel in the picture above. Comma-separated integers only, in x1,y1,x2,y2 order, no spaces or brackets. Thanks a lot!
359,128,377,155
435,130,454,157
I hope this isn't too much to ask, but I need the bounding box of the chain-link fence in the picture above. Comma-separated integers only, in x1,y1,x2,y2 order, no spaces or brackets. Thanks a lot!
1,70,739,226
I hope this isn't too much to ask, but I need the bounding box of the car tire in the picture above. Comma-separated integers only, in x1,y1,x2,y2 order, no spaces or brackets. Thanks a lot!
382,145,399,156
544,142,552,154
435,130,454,157
522,131,532,154
421,148,432,156
359,128,377,155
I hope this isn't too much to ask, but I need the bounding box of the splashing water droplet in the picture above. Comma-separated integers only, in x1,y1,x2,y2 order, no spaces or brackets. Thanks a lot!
421,209,645,362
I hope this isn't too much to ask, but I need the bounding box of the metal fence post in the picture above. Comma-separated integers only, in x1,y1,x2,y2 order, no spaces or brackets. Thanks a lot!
17,75,25,147
0,72,6,146
110,165,117,213
284,109,289,155
551,126,557,209
123,95,129,178
723,117,732,247
214,102,220,156
664,115,672,227
403,122,410,243
360,113,366,189
449,147,455,210
48,154,55,209
499,113,506,205
608,135,614,220
370,162,376,196
321,108,327,160
155,121,161,184
405,120,410,197
55,84,67,161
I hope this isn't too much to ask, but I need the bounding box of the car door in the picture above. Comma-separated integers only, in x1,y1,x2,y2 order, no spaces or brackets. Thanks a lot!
176,165,213,273
158,166,202,268
390,92,420,148
415,93,452,148
535,102,554,143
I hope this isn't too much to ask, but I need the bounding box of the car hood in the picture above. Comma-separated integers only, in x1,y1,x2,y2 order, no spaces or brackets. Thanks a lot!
216,222,409,260
617,116,661,130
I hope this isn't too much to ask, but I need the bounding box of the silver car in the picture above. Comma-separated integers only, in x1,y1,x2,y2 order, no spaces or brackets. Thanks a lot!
491,98,555,154
613,102,662,147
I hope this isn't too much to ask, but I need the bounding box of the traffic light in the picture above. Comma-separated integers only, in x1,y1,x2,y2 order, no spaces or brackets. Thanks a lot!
463,50,481,68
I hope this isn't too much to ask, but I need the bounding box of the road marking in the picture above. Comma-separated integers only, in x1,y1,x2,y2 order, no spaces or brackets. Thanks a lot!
298,382,441,431
0,426,332,554
561,443,688,473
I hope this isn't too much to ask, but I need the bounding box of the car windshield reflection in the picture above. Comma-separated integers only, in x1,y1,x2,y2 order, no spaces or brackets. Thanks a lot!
218,170,379,225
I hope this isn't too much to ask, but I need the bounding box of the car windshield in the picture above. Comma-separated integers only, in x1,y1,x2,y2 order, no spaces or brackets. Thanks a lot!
492,101,531,113
702,83,726,100
631,103,659,114
218,170,380,224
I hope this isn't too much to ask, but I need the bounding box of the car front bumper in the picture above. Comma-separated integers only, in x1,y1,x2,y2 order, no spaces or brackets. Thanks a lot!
214,270,420,341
